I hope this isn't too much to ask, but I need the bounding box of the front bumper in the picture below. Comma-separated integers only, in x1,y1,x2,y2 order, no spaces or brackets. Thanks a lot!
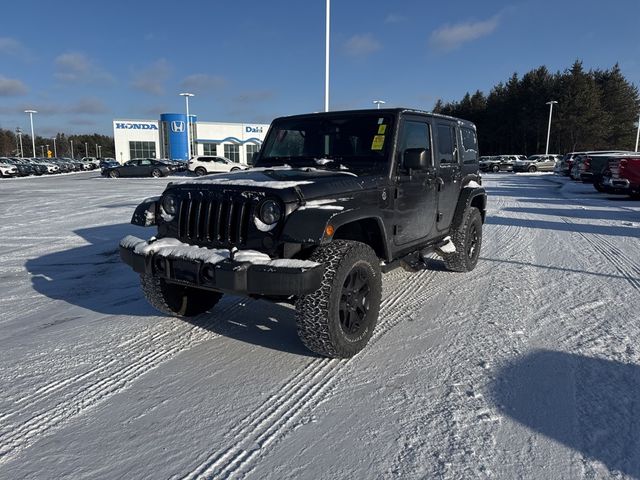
119,236,324,297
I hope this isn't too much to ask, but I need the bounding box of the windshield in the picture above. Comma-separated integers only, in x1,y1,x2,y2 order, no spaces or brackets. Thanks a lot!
257,113,394,174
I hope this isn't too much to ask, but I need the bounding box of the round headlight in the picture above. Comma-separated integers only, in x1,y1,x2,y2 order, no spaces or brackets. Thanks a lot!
162,194,177,216
259,200,282,225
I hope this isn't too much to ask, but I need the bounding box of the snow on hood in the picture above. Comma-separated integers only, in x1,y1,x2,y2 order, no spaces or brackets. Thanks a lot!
171,167,359,190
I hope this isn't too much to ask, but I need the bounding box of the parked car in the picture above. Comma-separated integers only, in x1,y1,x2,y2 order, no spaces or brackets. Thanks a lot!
100,160,120,174
602,155,640,198
187,156,245,176
28,158,59,174
99,158,117,169
479,155,521,172
1,157,33,176
577,152,634,188
102,158,172,178
512,154,561,172
119,108,486,358
0,158,19,178
556,152,583,175
82,157,101,169
159,159,187,173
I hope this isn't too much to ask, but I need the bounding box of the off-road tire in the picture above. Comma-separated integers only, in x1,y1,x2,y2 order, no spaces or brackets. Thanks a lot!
109,170,120,178
140,274,222,317
194,167,207,176
295,240,382,358
443,207,482,273
528,165,537,173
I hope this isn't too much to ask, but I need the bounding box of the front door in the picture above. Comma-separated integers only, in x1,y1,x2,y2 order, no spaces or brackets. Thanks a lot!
435,122,462,231
393,118,438,245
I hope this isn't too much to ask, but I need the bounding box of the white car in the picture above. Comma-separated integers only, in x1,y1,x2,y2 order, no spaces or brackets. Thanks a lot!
187,156,245,176
0,163,18,178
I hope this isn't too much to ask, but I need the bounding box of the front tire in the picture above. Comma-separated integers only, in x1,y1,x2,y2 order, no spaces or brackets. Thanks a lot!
109,170,120,178
295,240,382,358
151,168,163,178
492,164,500,173
140,274,222,317
528,165,537,173
442,207,483,272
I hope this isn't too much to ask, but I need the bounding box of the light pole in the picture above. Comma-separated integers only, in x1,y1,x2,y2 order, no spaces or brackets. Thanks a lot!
373,100,386,109
45,144,49,158
53,137,57,157
179,92,195,160
97,145,102,158
70,139,74,159
545,100,558,155
24,110,37,157
40,146,45,157
85,142,88,157
325,0,330,112
16,127,24,157
635,112,639,152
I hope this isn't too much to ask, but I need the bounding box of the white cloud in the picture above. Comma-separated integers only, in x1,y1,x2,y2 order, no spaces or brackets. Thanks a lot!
344,34,382,57
131,59,171,96
0,75,28,96
180,73,226,92
0,37,30,58
429,15,500,52
54,52,115,84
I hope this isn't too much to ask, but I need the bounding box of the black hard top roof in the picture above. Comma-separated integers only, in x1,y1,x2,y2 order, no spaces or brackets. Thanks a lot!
273,108,476,129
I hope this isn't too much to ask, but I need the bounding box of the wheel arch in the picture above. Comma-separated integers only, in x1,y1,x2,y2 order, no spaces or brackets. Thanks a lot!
451,187,487,227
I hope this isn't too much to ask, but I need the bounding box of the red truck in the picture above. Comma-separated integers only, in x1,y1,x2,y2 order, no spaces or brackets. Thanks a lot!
603,155,640,198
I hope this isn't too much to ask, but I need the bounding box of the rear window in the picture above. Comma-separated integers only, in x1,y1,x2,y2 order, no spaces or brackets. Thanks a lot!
461,127,478,164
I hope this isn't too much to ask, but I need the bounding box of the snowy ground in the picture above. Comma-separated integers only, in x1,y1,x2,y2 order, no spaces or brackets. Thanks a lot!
1,171,639,479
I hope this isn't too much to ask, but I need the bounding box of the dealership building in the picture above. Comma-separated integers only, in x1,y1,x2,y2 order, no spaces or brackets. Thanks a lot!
112,114,270,164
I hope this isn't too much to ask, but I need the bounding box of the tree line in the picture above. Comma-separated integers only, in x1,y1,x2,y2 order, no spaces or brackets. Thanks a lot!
433,60,640,155
0,130,114,159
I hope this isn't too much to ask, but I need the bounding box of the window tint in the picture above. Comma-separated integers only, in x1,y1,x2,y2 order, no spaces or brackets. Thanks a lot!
437,124,455,163
401,121,430,151
461,127,478,164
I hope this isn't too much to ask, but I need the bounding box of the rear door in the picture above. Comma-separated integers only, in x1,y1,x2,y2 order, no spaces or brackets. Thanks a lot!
122,160,139,177
435,122,462,231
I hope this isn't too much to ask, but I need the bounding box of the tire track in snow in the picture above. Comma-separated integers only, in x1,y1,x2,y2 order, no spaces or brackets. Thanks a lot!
179,244,513,480
0,298,252,460
560,217,640,291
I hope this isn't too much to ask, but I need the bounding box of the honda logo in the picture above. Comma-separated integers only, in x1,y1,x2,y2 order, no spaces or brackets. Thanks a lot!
171,121,185,133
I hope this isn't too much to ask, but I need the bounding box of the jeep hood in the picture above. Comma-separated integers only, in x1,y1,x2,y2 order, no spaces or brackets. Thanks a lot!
169,167,372,202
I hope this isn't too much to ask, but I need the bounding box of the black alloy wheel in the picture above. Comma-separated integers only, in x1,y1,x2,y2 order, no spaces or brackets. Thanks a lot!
339,265,372,341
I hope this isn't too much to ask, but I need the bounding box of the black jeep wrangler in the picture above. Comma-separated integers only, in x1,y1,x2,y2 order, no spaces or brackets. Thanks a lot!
120,109,486,358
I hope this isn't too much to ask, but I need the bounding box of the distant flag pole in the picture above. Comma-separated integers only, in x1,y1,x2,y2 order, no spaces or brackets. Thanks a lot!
324,0,330,112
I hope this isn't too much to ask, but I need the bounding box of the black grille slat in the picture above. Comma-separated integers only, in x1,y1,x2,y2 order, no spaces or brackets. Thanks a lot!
176,194,253,247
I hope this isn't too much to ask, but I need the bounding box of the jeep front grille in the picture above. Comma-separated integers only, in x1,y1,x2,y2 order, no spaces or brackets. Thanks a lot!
177,197,252,247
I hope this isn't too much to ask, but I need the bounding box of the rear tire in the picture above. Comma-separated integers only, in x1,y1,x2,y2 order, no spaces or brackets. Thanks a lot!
140,274,222,317
109,170,120,178
443,207,483,273
230,167,240,172
528,165,537,173
492,164,500,173
295,240,382,358
194,167,207,176
151,168,163,178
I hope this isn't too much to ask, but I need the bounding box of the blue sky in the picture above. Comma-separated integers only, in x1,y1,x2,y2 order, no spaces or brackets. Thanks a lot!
1,0,639,136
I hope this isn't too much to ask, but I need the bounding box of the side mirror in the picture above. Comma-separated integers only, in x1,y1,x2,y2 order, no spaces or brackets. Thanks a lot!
403,148,429,170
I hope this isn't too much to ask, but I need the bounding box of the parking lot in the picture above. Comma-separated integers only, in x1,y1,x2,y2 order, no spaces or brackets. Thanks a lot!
1,171,639,479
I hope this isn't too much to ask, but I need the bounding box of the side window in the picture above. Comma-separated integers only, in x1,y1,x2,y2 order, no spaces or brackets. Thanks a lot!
140,159,151,166
437,124,455,164
461,127,478,164
125,160,137,166
400,120,432,168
